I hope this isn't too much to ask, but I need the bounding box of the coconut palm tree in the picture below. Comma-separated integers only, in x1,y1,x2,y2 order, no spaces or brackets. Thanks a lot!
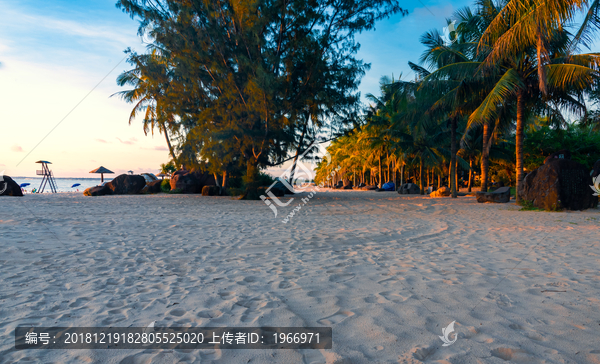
113,50,179,164
473,0,600,201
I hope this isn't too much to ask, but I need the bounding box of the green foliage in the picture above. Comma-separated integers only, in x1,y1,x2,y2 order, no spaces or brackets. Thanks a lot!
518,199,543,211
160,161,176,175
116,0,407,197
160,179,171,192
168,188,183,194
523,125,600,171
257,172,276,187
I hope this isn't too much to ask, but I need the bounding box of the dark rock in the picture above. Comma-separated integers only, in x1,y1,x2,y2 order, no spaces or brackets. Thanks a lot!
430,186,450,198
543,149,572,164
360,185,378,190
142,180,163,194
258,185,284,197
357,183,366,188
519,159,598,210
0,175,24,196
476,186,511,203
272,180,293,195
83,184,112,196
202,185,221,196
106,174,146,195
398,183,421,195
343,179,353,189
592,159,600,178
170,169,216,194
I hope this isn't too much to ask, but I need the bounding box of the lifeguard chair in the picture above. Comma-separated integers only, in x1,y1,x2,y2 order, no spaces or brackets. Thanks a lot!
36,160,58,193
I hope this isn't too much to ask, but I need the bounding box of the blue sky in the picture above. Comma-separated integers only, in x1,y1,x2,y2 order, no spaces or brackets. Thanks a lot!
2,0,590,178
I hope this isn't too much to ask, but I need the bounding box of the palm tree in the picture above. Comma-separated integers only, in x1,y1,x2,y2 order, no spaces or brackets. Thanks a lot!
113,50,179,164
474,0,600,201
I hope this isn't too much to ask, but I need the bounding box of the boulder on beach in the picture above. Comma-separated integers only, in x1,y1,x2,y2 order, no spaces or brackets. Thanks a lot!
202,185,221,196
343,179,353,189
398,183,421,195
430,186,450,198
140,173,158,184
476,186,511,203
0,175,24,197
142,180,163,194
592,159,600,178
543,149,572,165
519,159,598,210
107,174,146,195
170,169,216,193
360,185,378,190
83,184,112,196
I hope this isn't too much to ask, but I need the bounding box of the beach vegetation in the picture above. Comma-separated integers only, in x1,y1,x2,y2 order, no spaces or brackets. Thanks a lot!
115,0,407,199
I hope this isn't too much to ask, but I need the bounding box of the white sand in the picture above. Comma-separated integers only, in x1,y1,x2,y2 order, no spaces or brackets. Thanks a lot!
1,191,599,363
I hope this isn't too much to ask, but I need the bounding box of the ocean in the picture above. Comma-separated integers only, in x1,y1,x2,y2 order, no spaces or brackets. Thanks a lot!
12,177,113,193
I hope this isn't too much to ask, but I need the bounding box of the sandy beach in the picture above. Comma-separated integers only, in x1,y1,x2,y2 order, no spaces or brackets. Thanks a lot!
1,191,600,363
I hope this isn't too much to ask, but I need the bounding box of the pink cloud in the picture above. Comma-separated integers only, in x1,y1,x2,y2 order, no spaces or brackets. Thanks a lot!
95,138,109,143
11,145,23,152
116,137,138,145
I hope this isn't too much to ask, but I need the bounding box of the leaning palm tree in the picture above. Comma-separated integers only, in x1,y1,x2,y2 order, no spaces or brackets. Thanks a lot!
113,50,179,164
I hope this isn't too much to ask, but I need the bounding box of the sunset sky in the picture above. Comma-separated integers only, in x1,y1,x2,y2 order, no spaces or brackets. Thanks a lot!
1,0,490,178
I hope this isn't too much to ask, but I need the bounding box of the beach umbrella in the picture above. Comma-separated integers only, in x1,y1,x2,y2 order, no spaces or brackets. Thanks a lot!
89,166,114,183
71,183,81,188
20,183,30,188
157,173,169,180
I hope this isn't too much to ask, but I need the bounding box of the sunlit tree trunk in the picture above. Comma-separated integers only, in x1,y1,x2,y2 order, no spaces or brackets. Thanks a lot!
468,158,473,192
450,117,457,198
516,90,525,202
481,121,491,192
419,158,424,194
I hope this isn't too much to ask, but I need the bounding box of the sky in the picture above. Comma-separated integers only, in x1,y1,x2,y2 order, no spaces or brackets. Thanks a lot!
0,0,498,178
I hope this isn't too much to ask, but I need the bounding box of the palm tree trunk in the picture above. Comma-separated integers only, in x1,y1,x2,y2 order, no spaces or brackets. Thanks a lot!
516,91,525,202
438,170,441,189
450,117,457,198
162,123,177,165
400,163,404,186
427,168,430,192
481,121,491,192
378,153,383,188
468,158,473,192
419,158,424,194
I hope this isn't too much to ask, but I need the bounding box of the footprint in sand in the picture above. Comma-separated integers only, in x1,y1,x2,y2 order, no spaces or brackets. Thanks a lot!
328,273,355,283
317,310,354,325
197,310,223,319
412,346,436,361
491,347,533,361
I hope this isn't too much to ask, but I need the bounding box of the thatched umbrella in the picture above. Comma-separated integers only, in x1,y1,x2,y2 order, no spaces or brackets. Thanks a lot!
90,166,114,183
157,173,169,180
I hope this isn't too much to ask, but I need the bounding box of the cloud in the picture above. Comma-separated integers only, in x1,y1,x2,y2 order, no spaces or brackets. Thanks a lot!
11,145,23,152
95,138,109,143
116,137,137,145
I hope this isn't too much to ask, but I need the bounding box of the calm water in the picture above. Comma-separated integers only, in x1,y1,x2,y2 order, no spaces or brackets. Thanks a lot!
12,177,113,193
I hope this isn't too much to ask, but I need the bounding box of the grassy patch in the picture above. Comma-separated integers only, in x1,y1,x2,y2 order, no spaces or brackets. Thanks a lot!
168,188,183,194
518,199,544,211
